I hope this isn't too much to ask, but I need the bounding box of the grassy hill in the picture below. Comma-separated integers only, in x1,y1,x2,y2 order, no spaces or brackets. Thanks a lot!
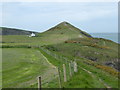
0,27,38,35
43,37,119,71
1,22,92,45
37,21,92,44
1,21,119,88
41,21,92,38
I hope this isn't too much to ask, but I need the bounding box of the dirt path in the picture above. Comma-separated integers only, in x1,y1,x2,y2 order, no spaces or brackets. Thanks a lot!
40,50,57,69
38,50,58,86
79,66,111,88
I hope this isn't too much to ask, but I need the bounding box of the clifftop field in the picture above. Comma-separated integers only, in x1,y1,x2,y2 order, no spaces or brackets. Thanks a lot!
1,22,120,88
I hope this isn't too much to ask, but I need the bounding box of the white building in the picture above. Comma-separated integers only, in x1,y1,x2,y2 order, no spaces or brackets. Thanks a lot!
29,33,35,37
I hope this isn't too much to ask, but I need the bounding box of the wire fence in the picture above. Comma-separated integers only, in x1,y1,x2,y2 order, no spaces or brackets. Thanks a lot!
39,47,78,88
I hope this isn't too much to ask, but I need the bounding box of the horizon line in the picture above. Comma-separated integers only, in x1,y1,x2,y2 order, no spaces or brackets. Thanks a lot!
1,26,118,33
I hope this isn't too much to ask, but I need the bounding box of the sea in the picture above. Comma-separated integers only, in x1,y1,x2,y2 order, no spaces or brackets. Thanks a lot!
90,33,119,44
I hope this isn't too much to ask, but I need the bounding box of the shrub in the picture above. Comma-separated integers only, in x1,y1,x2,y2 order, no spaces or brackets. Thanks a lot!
83,60,119,77
95,65,119,77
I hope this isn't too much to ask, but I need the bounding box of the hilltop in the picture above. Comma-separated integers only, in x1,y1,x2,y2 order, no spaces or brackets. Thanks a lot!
0,27,38,35
39,21,92,38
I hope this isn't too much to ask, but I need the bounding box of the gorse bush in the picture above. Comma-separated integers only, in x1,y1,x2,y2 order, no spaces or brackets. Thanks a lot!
95,65,119,77
83,60,119,77
64,38,110,49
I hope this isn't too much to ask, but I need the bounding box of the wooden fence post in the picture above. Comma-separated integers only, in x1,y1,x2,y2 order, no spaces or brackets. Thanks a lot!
63,64,67,82
69,63,72,77
38,76,41,90
74,61,78,72
58,67,62,88
71,61,74,75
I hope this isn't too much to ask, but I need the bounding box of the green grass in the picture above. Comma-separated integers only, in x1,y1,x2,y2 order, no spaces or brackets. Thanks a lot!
63,67,105,88
1,34,79,46
2,48,59,88
77,60,119,88
1,25,119,88
38,47,119,88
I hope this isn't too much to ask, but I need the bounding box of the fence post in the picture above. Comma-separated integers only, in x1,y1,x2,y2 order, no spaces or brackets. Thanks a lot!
71,61,74,75
38,76,41,90
63,64,67,82
69,63,72,77
74,61,78,72
58,67,62,88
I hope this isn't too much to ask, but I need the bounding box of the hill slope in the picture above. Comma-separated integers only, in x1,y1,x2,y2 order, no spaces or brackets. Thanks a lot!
0,27,38,35
43,37,119,71
38,21,92,39
43,21,92,37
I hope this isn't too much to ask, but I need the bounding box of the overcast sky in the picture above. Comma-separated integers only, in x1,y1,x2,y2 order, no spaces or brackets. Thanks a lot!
1,2,118,33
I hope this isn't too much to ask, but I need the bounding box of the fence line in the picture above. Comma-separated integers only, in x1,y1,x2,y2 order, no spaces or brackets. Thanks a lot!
18,46,78,88
38,47,79,88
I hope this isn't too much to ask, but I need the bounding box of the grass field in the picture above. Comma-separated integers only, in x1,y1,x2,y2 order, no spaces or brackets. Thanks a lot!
2,46,119,88
2,34,75,46
2,48,58,88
